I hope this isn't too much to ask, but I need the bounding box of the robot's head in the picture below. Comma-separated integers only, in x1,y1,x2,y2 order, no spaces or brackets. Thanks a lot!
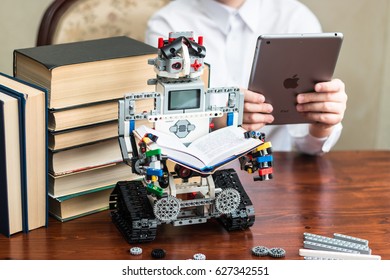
150,31,206,79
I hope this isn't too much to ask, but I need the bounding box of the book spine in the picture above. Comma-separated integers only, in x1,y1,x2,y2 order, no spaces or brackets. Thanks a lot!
0,101,11,236
17,92,28,233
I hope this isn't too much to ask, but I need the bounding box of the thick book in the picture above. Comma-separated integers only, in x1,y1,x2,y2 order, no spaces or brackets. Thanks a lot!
48,120,118,151
49,118,152,151
49,138,123,176
48,162,139,198
48,100,119,131
49,185,114,222
0,73,47,233
0,90,25,236
13,36,157,109
48,98,154,132
134,125,263,174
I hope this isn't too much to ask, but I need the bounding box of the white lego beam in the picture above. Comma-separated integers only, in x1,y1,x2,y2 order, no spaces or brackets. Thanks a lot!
299,249,381,260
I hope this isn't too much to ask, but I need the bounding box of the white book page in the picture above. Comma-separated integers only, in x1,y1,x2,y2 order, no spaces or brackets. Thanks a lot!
134,125,261,171
188,126,261,166
134,125,187,152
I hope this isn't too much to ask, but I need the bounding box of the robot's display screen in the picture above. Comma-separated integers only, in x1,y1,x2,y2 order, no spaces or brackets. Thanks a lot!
168,89,201,110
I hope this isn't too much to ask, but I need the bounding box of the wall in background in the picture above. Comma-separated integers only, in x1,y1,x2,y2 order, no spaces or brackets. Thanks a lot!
301,0,390,150
0,0,52,75
0,0,389,150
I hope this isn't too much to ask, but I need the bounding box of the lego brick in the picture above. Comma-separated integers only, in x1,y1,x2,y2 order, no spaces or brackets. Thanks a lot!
226,112,234,126
299,249,381,260
146,168,163,177
145,148,161,157
303,232,371,254
256,154,273,163
333,233,369,246
303,241,360,254
256,141,272,151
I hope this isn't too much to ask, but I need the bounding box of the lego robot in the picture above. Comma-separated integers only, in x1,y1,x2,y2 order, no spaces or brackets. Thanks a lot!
109,32,273,243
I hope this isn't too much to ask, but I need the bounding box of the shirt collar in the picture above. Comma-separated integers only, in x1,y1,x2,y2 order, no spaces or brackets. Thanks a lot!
200,0,258,34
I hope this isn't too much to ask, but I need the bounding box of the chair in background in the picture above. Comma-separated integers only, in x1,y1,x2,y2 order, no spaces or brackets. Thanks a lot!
36,0,170,46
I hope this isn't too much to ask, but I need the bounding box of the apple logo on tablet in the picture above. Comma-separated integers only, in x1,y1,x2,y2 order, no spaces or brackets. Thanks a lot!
283,74,299,89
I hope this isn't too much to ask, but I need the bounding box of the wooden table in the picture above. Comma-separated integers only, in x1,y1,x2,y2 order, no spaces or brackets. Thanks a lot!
1,151,389,260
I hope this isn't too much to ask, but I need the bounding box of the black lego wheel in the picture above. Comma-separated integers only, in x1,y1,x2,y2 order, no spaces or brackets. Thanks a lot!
212,169,255,231
109,180,158,243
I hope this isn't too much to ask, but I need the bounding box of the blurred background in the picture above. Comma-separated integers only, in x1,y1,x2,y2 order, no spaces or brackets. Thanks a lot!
0,0,389,150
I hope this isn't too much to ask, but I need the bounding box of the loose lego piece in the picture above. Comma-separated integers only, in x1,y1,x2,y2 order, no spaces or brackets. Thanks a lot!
251,246,270,257
268,247,286,258
333,233,369,246
129,247,142,255
303,240,360,254
251,246,286,258
299,249,381,260
151,248,166,259
303,232,371,254
193,253,206,260
303,256,340,260
301,232,379,260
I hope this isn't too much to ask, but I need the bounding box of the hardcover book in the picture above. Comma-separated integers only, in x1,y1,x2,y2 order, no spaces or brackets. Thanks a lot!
48,120,118,151
48,163,138,198
0,89,25,236
49,185,115,222
49,138,123,176
48,98,155,132
0,72,47,233
13,36,157,109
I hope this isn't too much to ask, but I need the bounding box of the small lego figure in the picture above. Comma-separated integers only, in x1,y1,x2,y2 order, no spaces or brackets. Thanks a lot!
109,32,273,243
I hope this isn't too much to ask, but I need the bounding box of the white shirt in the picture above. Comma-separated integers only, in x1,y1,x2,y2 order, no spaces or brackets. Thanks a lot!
146,0,342,154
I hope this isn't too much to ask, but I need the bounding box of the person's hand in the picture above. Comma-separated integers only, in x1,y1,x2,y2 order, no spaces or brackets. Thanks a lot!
296,78,347,138
242,89,274,131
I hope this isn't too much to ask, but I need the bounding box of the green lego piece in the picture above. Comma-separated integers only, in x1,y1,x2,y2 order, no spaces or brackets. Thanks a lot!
146,183,164,197
146,148,161,157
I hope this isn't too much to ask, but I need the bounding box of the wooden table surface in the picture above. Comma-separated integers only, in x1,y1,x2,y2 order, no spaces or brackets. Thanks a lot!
1,151,389,260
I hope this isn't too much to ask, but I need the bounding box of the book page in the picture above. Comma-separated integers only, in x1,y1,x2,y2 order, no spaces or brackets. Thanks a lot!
188,126,261,166
134,125,262,173
134,125,189,153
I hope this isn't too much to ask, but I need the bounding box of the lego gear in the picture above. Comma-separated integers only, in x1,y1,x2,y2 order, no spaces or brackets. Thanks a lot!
129,247,142,255
251,246,270,257
151,248,166,259
215,188,241,214
153,195,181,222
268,247,286,258
193,253,206,260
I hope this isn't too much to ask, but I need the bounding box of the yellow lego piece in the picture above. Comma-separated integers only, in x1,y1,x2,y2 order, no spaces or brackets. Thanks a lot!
142,137,152,145
256,141,272,152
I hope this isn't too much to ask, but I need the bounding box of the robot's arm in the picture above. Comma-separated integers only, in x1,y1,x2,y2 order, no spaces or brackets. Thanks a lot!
239,130,274,181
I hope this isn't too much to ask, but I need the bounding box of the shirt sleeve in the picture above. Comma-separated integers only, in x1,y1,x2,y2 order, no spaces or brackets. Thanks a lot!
288,123,343,155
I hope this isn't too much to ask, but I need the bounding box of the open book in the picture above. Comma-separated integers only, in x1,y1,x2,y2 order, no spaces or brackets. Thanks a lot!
134,125,263,174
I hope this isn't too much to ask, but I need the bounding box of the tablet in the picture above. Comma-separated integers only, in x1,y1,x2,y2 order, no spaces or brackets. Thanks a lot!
248,32,343,124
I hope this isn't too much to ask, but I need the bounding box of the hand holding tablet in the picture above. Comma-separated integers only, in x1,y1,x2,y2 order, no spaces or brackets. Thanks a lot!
248,33,344,125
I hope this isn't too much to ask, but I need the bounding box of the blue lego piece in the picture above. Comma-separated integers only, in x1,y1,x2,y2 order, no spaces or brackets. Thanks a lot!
146,168,163,177
256,155,273,163
129,119,135,133
226,112,234,126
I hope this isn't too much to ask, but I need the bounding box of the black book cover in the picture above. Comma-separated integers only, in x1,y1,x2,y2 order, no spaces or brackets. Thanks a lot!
14,36,156,70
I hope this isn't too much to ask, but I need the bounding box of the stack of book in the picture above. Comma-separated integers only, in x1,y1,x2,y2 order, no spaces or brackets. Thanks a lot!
13,37,157,221
0,72,46,236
